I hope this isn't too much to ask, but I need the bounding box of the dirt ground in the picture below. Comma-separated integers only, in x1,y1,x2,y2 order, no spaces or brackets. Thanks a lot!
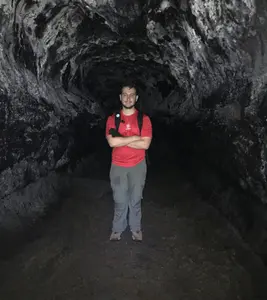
0,153,267,300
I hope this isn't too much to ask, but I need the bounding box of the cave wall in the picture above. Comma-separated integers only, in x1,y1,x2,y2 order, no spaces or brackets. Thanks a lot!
180,116,267,261
145,0,267,204
0,1,103,235
144,0,267,260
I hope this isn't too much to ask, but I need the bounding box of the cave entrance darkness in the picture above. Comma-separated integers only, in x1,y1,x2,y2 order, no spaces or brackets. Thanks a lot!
72,58,178,116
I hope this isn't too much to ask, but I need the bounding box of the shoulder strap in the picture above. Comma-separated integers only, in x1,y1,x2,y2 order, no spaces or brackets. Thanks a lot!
137,111,150,165
137,111,143,136
114,112,121,131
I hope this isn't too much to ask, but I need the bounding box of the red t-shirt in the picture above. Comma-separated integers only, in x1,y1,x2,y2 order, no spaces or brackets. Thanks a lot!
105,110,152,167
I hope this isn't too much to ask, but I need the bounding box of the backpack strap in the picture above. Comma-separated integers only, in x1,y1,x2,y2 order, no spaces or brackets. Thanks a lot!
114,111,121,132
137,111,150,165
137,111,143,136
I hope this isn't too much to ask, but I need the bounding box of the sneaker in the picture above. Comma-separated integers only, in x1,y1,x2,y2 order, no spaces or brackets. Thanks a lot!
132,230,142,241
110,232,121,241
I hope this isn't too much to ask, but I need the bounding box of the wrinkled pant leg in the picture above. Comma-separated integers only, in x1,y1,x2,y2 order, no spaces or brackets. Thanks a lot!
128,159,147,232
110,164,129,233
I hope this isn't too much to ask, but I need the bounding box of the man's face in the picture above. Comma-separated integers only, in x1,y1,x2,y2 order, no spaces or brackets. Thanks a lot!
120,87,138,109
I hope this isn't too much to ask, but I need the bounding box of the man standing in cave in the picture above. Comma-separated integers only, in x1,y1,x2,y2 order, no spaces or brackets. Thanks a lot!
105,81,152,241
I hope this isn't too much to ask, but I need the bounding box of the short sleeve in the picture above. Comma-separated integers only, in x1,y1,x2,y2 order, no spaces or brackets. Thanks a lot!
141,115,152,138
105,115,114,137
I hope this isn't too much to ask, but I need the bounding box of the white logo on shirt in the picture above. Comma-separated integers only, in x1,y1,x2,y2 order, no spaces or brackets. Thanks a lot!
126,123,131,131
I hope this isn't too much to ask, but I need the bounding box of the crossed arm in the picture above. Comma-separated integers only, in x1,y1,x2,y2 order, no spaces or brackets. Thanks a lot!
106,135,152,150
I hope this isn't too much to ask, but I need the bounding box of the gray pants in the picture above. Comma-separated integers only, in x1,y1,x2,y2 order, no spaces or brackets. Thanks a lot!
109,159,147,233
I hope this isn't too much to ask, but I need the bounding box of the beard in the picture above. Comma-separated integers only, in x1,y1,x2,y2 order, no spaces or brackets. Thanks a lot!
122,103,135,109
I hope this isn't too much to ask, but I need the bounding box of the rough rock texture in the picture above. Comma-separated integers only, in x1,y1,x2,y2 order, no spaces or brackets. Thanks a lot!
0,0,267,256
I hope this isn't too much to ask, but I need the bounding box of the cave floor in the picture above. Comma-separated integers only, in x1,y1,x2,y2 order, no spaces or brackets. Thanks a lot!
0,151,267,300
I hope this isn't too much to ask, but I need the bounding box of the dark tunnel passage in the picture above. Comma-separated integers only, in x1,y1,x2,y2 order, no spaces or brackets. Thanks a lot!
1,0,267,299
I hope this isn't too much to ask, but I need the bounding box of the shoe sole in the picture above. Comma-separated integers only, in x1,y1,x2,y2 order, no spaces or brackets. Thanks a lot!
132,234,142,241
110,233,121,241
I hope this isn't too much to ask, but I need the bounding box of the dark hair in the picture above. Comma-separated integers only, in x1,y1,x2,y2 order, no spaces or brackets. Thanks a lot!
121,80,138,93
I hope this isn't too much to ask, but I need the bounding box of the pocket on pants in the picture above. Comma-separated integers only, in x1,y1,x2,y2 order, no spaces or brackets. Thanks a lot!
110,164,121,187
